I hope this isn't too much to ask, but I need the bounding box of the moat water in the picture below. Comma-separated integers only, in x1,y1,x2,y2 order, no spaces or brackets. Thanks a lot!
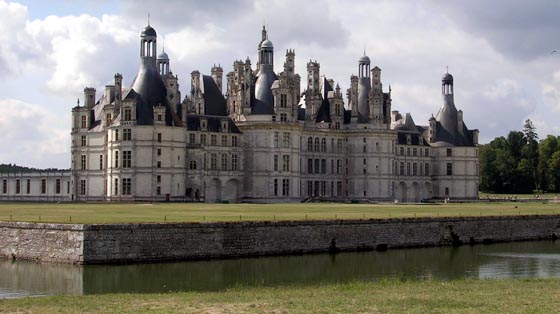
2,240,560,298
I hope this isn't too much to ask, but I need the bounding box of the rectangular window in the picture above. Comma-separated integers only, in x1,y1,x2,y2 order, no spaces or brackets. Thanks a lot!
157,161,161,168
99,154,104,170
114,151,119,168
413,163,417,176
157,175,161,183
115,129,119,141
211,135,217,146
274,155,279,171
282,132,290,148
307,181,313,197
81,135,86,146
106,113,112,124
221,135,227,147
321,159,327,174
81,115,87,128
400,147,404,156
122,178,131,195
231,154,238,171
157,186,161,195
280,94,287,108
447,148,452,157
123,128,132,141
407,148,411,156
413,148,417,156
273,179,278,196
114,178,119,195
221,154,228,171
211,153,217,170
41,179,47,194
26,179,30,194
283,155,290,172
15,179,20,194
425,149,429,157
157,133,162,143
123,151,132,168
447,163,453,175
425,163,429,176
407,163,411,176
79,179,85,195
282,179,290,196
189,133,195,144
81,155,87,170
232,136,238,147
280,113,287,122
157,148,161,156
200,134,206,145
337,159,342,174
124,108,132,121
55,179,61,194
274,132,279,148
314,158,320,174
308,158,313,174
400,162,404,176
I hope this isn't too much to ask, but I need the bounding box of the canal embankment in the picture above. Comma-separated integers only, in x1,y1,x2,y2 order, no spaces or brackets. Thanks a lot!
1,215,560,264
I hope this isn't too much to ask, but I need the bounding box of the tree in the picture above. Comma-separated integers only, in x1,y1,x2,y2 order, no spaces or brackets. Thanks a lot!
522,119,539,191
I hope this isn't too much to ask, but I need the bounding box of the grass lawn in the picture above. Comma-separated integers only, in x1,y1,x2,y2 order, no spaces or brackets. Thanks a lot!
1,279,559,313
0,201,559,224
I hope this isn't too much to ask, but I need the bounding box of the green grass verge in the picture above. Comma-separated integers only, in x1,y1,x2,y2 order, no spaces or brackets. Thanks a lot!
1,279,559,313
0,201,559,224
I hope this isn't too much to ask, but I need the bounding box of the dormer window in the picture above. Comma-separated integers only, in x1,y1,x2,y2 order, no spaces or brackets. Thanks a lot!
158,114,163,121
124,108,132,121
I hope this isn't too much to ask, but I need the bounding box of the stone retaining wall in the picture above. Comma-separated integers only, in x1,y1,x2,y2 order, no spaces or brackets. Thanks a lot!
2,215,560,264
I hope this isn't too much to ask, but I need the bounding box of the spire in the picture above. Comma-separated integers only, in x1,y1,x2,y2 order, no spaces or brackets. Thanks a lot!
148,13,150,26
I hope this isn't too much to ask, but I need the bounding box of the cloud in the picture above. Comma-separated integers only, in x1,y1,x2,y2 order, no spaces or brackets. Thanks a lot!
0,98,69,168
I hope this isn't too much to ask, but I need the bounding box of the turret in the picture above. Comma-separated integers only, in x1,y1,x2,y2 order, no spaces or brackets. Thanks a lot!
357,54,371,123
140,25,157,67
307,60,320,96
114,73,122,107
84,87,96,108
211,64,223,93
284,49,295,76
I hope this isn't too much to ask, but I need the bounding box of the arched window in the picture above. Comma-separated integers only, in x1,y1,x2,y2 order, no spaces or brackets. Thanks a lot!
321,138,327,152
307,137,313,151
314,138,320,152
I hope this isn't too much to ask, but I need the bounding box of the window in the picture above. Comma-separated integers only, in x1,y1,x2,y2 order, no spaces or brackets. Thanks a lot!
280,94,287,108
123,128,132,141
210,153,217,170
157,148,161,156
425,149,429,157
55,179,61,194
337,181,342,196
2,180,7,194
407,163,411,176
231,154,238,171
81,115,87,128
274,132,279,148
157,161,161,168
447,148,452,157
99,155,104,170
282,179,290,196
280,113,287,122
189,160,197,170
26,179,30,194
157,133,162,143
221,154,228,171
124,108,132,121
314,138,320,152
81,135,86,146
79,179,85,195
274,155,279,171
114,151,119,168
321,138,327,152
413,148,417,156
335,122,340,129
314,158,320,174
211,135,217,146
106,113,112,124
221,135,227,147
307,181,313,197
307,137,313,151
337,139,343,153
407,148,411,156
400,147,404,156
114,178,119,195
157,114,163,121
445,187,450,196
425,163,429,176
15,179,20,194
337,159,342,174
189,133,195,144
321,159,327,174
123,151,132,168
282,132,290,148
400,162,404,176
273,179,278,196
81,155,87,170
413,163,417,176
447,163,453,175
308,158,313,174
283,155,290,172
157,175,161,183
115,129,119,141
122,178,131,195
232,136,238,147
200,134,206,145
157,186,161,195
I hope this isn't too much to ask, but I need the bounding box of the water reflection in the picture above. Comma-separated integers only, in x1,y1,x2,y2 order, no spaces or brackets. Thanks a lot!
1,240,560,297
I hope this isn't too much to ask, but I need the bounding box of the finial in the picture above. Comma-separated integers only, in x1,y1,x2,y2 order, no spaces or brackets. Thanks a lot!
363,45,366,56
162,38,165,52
77,98,80,107
446,65,449,73
148,13,150,26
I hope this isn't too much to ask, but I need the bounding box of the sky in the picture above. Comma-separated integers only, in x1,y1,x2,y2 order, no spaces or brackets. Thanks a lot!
1,0,560,169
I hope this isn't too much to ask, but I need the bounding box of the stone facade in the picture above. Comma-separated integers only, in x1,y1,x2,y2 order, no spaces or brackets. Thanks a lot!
0,24,479,203
1,216,559,264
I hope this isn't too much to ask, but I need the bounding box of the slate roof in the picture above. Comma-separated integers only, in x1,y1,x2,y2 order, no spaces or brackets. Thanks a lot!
202,75,227,116
185,115,241,133
315,77,333,123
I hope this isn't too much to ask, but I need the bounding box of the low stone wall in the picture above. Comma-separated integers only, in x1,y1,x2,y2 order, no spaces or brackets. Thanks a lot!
0,222,84,264
2,215,560,264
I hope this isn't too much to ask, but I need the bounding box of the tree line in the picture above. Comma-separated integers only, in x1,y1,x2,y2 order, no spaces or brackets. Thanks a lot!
479,119,560,194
